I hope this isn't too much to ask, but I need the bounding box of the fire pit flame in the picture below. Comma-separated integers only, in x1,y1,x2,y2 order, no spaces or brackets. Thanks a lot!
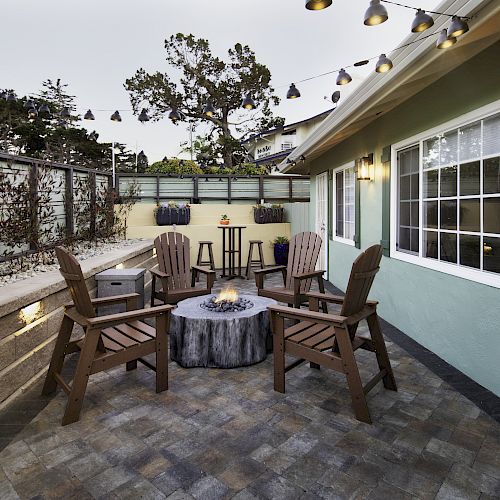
200,288,254,313
214,286,239,303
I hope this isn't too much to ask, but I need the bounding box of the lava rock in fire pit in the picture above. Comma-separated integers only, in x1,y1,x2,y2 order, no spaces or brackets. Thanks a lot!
200,295,254,313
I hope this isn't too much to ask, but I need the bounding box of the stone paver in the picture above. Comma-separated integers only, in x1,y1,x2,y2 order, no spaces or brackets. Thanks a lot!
0,274,499,499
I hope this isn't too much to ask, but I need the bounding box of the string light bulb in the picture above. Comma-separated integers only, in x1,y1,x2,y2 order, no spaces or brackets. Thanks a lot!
436,29,457,49
286,83,301,99
411,9,434,33
336,69,352,86
138,108,149,122
169,107,182,122
84,109,95,120
110,110,122,122
364,0,388,26
60,107,71,119
375,54,393,73
448,16,469,37
38,104,50,116
241,93,256,110
305,0,332,10
202,101,216,117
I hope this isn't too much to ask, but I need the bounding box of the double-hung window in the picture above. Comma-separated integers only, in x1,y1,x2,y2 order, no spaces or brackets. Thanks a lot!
392,103,500,287
333,162,356,245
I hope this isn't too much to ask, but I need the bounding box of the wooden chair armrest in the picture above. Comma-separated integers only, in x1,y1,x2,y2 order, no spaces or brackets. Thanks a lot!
65,293,140,309
268,304,347,327
87,304,175,329
253,266,286,275
191,265,216,275
292,270,326,280
307,291,378,307
150,268,170,279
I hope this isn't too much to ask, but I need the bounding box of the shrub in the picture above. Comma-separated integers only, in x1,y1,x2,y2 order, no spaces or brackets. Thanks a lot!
147,158,203,175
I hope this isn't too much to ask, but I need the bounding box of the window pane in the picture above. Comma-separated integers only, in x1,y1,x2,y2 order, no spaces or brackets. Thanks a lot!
400,175,410,200
440,166,457,197
459,161,480,196
400,201,410,226
483,113,500,156
345,222,355,240
440,131,458,166
336,171,344,237
440,233,457,263
484,237,500,274
410,201,419,227
459,199,480,232
423,170,438,198
484,157,500,194
411,229,419,253
440,200,457,230
484,198,500,234
410,173,419,199
424,231,438,259
459,234,480,269
459,121,481,161
399,228,410,251
423,137,439,169
424,201,438,229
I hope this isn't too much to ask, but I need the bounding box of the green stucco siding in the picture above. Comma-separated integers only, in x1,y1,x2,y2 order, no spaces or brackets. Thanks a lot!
310,41,500,396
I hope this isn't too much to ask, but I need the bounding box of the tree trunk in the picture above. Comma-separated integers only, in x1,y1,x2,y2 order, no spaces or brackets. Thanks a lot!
221,109,233,168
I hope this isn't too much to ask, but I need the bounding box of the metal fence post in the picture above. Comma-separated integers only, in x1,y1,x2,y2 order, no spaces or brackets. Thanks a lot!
228,176,232,204
89,172,97,239
259,176,264,202
28,161,39,250
65,167,74,239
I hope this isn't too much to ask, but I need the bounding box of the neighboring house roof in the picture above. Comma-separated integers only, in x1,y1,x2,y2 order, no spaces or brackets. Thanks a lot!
241,108,334,145
254,149,295,165
282,0,500,173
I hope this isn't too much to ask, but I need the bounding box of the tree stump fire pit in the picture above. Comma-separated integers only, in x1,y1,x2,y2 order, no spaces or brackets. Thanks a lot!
170,287,276,368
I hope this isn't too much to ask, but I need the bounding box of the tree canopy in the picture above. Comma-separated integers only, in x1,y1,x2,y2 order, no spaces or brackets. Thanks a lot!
125,33,284,167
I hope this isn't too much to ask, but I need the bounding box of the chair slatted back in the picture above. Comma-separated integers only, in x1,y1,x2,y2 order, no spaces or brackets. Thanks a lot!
285,232,322,293
154,232,191,290
341,244,383,323
55,247,95,318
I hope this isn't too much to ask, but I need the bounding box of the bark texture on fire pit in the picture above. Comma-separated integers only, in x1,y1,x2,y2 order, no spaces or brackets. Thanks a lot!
170,294,277,368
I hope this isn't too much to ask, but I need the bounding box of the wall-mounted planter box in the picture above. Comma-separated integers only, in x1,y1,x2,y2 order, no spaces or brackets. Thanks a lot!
156,207,191,226
254,207,284,224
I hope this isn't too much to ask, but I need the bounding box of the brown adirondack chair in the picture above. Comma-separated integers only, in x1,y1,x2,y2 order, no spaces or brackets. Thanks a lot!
42,247,174,426
150,232,216,306
269,244,397,424
255,231,326,309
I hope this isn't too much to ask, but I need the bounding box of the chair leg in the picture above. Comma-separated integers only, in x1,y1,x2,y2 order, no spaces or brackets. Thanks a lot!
150,274,156,307
245,243,253,280
272,313,285,393
335,325,372,424
257,243,265,269
155,312,169,393
367,313,397,391
62,328,101,426
208,244,215,271
42,314,74,395
195,244,203,282
317,277,328,313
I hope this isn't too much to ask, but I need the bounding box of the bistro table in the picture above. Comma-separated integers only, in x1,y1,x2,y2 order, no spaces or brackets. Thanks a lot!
218,224,246,279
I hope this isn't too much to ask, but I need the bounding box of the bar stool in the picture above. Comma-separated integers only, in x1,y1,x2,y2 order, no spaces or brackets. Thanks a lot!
196,241,215,281
246,240,265,279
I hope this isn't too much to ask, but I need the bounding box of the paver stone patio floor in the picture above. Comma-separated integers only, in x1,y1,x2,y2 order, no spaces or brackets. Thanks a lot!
0,275,499,499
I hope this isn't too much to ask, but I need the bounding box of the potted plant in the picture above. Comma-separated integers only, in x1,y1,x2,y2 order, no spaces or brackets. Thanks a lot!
155,201,191,226
254,203,284,224
272,236,289,265
219,214,230,225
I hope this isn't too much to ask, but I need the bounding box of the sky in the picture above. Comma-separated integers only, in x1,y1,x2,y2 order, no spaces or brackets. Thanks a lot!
2,0,442,163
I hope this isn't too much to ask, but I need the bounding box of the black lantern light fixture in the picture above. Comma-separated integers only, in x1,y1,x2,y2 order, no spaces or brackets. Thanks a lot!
305,0,332,11
448,15,469,37
364,0,388,26
357,154,374,181
202,101,216,117
375,54,393,73
241,93,256,110
138,108,149,122
60,107,71,119
169,107,182,123
436,29,457,49
286,83,301,99
110,110,122,122
336,68,352,86
84,109,95,120
411,9,434,33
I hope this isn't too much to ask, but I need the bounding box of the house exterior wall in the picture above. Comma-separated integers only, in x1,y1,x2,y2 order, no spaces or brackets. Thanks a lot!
308,41,500,396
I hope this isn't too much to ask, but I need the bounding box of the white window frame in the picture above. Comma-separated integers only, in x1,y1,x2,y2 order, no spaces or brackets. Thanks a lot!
332,161,356,246
390,98,500,288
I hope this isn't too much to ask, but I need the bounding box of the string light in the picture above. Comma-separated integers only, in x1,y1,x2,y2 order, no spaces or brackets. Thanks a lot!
336,69,352,86
411,9,434,33
375,54,393,73
305,0,332,10
241,93,256,110
84,109,95,120
286,83,301,99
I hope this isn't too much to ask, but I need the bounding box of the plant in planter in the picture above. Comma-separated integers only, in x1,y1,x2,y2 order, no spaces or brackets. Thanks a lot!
219,214,230,225
155,201,191,226
254,203,284,224
272,235,289,265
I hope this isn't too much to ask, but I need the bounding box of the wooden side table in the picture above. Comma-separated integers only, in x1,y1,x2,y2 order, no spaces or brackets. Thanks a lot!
218,225,246,279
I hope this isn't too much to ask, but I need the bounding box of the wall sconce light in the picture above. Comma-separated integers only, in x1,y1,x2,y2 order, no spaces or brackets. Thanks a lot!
115,263,125,269
19,301,42,324
357,154,374,181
